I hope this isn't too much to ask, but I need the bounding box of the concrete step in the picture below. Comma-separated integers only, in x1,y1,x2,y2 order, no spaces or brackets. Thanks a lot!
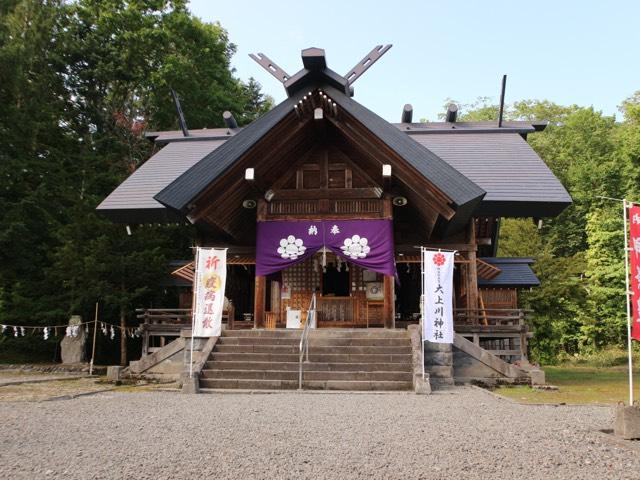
204,361,412,372
222,329,408,339
208,328,413,391
214,344,412,355
199,378,412,391
222,330,301,338
219,337,300,346
304,380,412,391
201,369,413,382
219,336,410,347
209,352,412,363
199,378,298,389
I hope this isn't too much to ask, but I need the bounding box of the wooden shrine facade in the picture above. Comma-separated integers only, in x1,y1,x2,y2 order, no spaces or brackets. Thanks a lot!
97,46,571,344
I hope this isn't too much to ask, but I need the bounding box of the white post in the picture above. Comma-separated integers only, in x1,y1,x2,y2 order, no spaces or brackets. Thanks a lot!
421,246,426,381
89,302,98,376
623,199,634,405
189,247,201,379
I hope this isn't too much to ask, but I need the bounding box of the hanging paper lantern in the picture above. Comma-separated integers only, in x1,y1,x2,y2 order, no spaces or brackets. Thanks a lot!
43,327,49,340
110,325,115,340
101,322,107,336
20,327,25,337
13,327,18,337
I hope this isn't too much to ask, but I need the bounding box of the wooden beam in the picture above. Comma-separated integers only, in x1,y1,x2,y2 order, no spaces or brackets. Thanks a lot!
331,133,441,237
192,116,314,223
254,276,266,328
466,220,479,313
272,187,382,200
326,115,455,220
383,275,395,329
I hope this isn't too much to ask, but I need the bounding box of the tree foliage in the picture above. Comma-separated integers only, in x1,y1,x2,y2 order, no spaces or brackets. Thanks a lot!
0,0,272,362
485,94,640,362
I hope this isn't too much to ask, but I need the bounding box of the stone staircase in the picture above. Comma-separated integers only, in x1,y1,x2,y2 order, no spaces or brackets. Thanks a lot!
200,329,413,391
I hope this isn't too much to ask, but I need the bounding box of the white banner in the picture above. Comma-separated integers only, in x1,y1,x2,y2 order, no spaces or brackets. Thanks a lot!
422,250,454,343
192,247,227,337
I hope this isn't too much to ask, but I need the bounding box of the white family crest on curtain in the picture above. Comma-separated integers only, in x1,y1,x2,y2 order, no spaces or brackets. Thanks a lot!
192,247,227,337
277,235,306,260
422,250,454,343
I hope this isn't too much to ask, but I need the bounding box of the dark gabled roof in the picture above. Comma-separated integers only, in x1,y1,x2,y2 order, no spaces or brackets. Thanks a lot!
154,84,485,221
153,89,307,213
324,86,485,210
96,140,226,223
97,120,571,223
478,257,540,288
411,132,572,217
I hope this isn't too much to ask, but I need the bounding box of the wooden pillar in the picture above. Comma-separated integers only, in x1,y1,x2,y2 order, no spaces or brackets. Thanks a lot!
254,275,266,328
228,304,235,331
466,220,479,320
383,275,395,329
383,194,395,329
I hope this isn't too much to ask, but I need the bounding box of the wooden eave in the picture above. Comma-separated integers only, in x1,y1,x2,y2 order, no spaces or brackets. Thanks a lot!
154,84,484,239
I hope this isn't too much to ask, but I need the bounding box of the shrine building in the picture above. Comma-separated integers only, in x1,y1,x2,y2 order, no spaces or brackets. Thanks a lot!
98,46,571,391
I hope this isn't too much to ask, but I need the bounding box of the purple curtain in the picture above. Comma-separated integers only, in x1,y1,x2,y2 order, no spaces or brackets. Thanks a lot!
256,219,396,277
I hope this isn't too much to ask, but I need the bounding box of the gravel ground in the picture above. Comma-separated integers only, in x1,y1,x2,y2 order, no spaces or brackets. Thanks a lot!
0,387,637,480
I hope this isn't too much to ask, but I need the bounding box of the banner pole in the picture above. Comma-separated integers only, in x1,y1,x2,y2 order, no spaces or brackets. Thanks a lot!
89,301,98,376
189,247,200,379
421,247,425,381
623,199,634,405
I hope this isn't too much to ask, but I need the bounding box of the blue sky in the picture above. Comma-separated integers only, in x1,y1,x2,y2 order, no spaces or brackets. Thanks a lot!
189,0,639,122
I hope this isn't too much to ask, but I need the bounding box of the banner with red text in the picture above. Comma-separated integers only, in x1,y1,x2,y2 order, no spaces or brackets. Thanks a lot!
422,250,454,343
629,205,640,340
192,248,227,337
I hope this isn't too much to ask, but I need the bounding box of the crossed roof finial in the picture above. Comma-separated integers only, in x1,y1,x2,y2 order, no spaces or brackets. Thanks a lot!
249,45,392,97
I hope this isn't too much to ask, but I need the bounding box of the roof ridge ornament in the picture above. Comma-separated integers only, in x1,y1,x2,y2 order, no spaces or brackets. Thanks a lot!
344,45,392,85
248,52,290,83
249,45,392,97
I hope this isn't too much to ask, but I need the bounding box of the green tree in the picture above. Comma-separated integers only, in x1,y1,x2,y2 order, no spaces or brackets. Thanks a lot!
0,0,271,364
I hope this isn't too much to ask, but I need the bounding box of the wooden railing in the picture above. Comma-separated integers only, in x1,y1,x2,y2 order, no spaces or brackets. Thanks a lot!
136,307,235,356
453,308,532,362
454,308,530,327
267,198,384,217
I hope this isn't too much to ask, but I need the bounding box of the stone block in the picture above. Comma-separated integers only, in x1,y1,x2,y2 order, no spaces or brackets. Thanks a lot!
614,403,640,440
424,341,452,353
60,315,87,364
182,375,200,394
426,365,454,379
106,366,123,383
426,351,453,366
528,369,546,386
414,374,431,395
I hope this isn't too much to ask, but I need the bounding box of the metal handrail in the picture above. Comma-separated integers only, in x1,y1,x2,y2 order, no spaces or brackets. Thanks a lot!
298,293,317,390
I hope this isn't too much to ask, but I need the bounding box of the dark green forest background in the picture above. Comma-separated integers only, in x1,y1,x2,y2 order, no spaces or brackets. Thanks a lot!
1,0,639,364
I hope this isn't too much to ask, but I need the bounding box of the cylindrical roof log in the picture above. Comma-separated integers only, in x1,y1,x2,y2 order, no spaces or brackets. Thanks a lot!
223,111,238,129
401,104,413,123
445,103,458,123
